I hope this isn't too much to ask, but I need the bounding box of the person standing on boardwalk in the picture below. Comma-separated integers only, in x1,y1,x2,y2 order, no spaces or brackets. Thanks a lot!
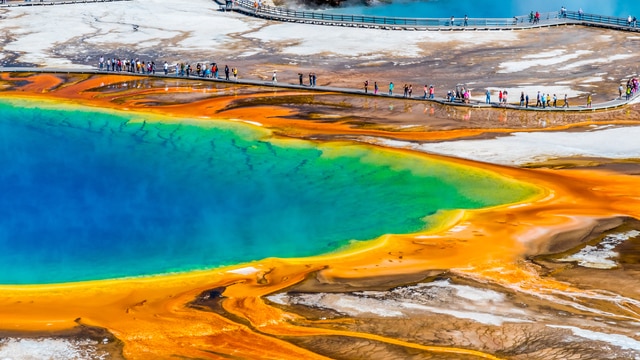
587,94,592,108
424,85,429,99
520,92,525,106
163,61,168,75
374,81,378,94
429,85,435,99
563,94,569,108
464,15,468,26
536,91,542,107
450,16,454,26
233,67,238,81
498,90,503,104
619,84,624,99
224,65,230,80
553,94,557,107
272,70,277,83
408,84,413,98
546,94,551,108
525,93,529,108
389,82,394,95
298,73,303,85
485,89,491,104
364,80,369,93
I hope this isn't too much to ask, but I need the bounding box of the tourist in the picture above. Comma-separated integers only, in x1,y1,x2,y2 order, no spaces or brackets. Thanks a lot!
429,85,435,99
586,94,592,108
628,15,632,26
536,91,542,107
309,73,313,86
520,92,525,107
298,73,303,85
424,84,429,99
553,94,557,107
450,16,454,26
525,93,529,108
546,94,551,107
403,84,408,98
374,81,378,94
408,84,413,98
578,8,584,20
503,90,508,105
225,65,230,80
272,70,277,83
619,84,624,99
99,56,104,70
233,67,238,81
364,80,368,93
564,94,569,107
541,93,546,108
498,90,503,104
464,15,468,26
389,82,394,95
164,61,168,75
485,89,491,104
312,73,316,86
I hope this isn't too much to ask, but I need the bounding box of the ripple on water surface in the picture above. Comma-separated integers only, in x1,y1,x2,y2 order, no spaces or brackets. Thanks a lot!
0,99,539,284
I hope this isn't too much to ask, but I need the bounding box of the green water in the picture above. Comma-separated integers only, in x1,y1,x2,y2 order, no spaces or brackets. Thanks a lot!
0,98,539,284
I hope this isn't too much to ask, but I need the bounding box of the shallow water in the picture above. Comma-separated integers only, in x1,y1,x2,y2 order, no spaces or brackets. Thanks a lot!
325,0,640,19
0,99,537,284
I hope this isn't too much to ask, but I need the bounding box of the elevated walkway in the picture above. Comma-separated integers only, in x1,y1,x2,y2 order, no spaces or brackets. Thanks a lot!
1,67,638,113
222,1,640,33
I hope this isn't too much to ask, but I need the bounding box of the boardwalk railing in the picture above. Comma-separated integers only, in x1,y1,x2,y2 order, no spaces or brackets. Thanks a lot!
564,10,638,28
230,0,561,28
227,1,640,32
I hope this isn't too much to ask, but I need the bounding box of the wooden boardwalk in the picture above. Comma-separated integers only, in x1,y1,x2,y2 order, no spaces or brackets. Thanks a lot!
221,0,640,34
1,67,638,113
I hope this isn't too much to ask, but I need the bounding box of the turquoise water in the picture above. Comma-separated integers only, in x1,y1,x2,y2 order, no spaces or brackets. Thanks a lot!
0,99,537,284
326,0,639,19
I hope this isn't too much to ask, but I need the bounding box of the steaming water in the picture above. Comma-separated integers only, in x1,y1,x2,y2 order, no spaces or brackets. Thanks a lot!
0,98,538,284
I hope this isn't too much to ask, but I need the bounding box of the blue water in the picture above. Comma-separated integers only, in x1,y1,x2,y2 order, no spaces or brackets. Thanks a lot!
325,0,640,19
0,99,537,284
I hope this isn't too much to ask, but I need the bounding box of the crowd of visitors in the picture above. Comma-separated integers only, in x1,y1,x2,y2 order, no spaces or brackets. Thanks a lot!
97,55,636,111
